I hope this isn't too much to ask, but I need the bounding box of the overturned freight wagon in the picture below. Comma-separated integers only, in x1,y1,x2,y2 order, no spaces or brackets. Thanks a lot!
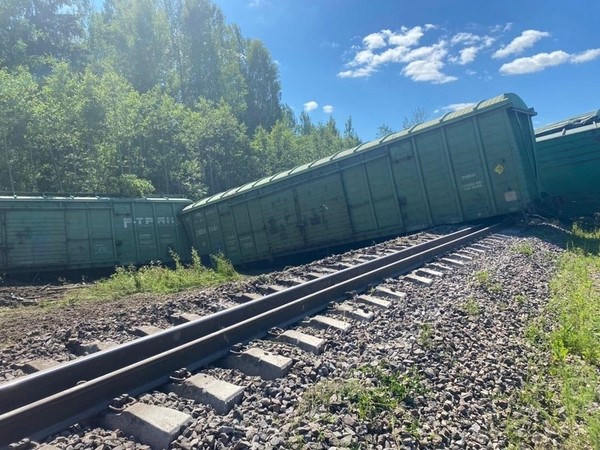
0,196,192,273
181,93,539,265
535,109,600,217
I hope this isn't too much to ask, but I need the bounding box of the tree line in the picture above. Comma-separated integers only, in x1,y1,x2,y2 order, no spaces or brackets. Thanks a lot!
0,0,361,199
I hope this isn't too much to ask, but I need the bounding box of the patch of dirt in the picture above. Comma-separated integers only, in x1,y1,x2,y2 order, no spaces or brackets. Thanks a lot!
0,284,81,307
0,280,249,352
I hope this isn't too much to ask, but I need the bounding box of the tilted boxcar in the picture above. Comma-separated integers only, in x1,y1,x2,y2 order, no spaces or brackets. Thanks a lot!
535,109,600,216
181,93,539,265
0,196,192,273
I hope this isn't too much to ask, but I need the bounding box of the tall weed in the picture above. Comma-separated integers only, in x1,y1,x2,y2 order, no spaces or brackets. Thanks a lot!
66,250,240,302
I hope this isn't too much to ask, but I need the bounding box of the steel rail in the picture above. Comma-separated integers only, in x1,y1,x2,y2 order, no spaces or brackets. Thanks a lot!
0,219,506,447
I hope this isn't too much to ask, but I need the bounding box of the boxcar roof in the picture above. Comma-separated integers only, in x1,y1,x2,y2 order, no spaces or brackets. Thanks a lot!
185,93,533,212
536,121,600,142
535,109,600,139
0,196,192,203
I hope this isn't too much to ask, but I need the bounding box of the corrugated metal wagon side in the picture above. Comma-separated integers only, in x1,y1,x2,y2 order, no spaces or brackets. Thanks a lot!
181,93,539,266
0,197,192,273
535,110,600,216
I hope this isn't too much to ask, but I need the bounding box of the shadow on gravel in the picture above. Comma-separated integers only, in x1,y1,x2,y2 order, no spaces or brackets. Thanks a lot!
528,218,600,255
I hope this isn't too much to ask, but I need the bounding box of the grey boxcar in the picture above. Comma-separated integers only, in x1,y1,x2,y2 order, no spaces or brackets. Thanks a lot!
0,196,192,273
181,93,539,265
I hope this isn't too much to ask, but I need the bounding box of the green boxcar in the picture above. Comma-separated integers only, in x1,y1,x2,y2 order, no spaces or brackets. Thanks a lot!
181,93,539,265
535,110,600,216
0,196,192,273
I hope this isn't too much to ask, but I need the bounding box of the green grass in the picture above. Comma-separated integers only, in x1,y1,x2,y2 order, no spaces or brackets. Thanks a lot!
473,269,503,294
460,296,481,316
299,363,422,421
475,269,491,285
514,294,527,307
419,322,433,348
507,223,600,449
63,250,240,304
287,364,423,448
570,220,600,254
512,242,535,256
549,250,600,364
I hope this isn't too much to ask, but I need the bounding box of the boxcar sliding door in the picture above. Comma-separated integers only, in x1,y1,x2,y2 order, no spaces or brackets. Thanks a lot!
259,190,303,254
295,174,352,245
389,141,432,231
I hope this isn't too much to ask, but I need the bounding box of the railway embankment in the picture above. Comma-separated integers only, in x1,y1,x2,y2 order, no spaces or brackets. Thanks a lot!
1,222,598,449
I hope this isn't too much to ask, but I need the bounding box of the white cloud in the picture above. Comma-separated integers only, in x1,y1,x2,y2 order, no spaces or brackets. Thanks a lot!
388,26,426,47
457,46,479,65
490,23,513,33
338,26,457,84
338,67,374,78
500,48,600,75
323,105,334,114
338,26,426,78
338,24,597,84
363,32,388,50
434,102,476,114
493,30,550,59
448,32,494,66
303,101,318,112
401,42,457,84
321,40,340,49
479,70,493,81
500,51,568,74
451,32,480,46
571,48,600,63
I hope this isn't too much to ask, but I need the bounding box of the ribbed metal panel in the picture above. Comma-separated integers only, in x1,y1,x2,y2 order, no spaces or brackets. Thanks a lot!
295,174,351,244
247,198,269,257
476,110,525,213
0,197,192,272
183,93,533,213
444,120,493,219
6,211,68,266
180,93,539,264
259,190,303,254
536,117,600,215
389,141,431,231
414,130,462,223
341,166,377,234
364,158,403,229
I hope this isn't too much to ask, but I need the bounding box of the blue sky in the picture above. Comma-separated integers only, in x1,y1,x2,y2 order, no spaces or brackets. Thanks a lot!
213,0,599,140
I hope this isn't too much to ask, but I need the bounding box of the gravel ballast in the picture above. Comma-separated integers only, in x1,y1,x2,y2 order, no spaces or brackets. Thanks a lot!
1,224,566,449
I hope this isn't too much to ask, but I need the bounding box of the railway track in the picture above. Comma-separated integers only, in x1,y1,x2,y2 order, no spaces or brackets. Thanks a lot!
0,220,507,449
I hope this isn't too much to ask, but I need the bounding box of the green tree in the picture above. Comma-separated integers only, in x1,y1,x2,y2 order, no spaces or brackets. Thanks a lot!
0,68,39,193
180,99,254,194
298,111,314,136
218,24,248,120
251,120,298,175
243,39,282,134
179,0,224,105
89,0,170,92
0,0,90,71
343,116,362,148
376,123,395,138
139,86,208,198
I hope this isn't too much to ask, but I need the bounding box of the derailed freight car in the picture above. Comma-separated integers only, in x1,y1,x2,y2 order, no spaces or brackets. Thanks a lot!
535,110,600,217
181,93,540,265
0,196,192,273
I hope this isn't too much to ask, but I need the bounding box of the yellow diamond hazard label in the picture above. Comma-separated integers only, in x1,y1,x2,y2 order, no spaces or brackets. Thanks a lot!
495,164,504,174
